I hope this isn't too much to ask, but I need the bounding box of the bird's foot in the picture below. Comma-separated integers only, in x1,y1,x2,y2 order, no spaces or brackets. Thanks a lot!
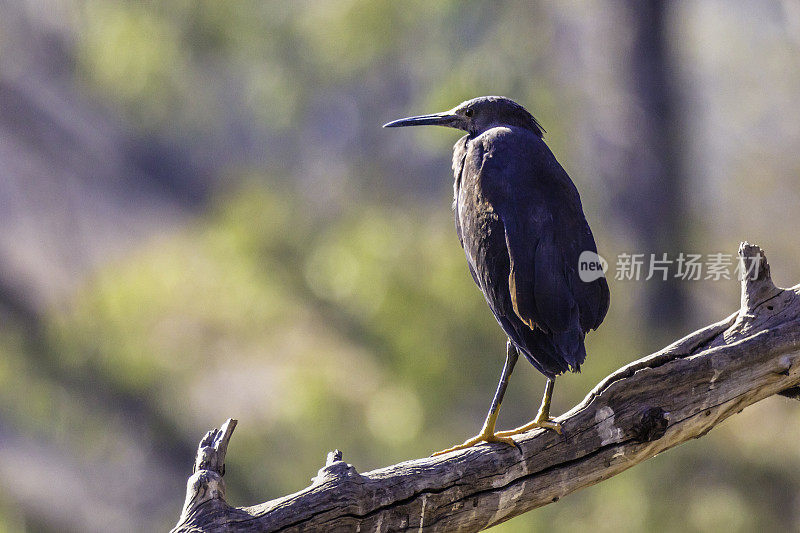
430,430,520,457
494,417,562,438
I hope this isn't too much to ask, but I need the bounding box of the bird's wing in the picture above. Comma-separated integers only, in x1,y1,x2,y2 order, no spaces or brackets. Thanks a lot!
477,128,609,335
502,207,575,335
541,182,609,333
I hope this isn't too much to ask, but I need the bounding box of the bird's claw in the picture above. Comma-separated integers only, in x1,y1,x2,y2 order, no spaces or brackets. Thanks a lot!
431,432,521,457
494,418,562,438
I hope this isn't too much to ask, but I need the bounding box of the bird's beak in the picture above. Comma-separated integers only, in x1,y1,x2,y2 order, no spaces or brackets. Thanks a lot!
383,111,464,129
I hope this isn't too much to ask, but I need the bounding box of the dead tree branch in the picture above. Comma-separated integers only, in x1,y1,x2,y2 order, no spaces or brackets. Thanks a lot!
173,242,800,532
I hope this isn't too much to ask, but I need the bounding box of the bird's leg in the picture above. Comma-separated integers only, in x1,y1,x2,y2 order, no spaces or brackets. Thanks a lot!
431,341,521,456
495,378,562,437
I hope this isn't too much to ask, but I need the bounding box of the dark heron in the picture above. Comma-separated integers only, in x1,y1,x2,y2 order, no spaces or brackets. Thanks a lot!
384,96,610,455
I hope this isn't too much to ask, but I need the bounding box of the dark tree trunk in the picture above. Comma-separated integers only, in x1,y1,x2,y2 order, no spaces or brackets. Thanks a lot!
624,0,688,333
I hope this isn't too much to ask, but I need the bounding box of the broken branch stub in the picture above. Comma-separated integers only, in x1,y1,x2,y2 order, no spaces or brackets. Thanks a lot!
175,418,237,529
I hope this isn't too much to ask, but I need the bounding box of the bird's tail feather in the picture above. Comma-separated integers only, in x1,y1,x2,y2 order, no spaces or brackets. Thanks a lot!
515,324,586,378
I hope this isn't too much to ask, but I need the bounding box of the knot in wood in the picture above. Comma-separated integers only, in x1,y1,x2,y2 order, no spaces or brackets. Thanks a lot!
313,460,361,485
631,407,668,443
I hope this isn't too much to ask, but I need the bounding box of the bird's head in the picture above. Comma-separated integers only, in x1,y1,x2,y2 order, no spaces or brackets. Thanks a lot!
383,96,544,138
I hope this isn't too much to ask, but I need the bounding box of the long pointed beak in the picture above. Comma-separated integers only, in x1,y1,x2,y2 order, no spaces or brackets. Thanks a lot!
383,112,463,129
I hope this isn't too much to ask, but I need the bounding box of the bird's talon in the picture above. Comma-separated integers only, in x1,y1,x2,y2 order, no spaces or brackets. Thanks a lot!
495,419,562,438
430,432,518,457
536,419,562,435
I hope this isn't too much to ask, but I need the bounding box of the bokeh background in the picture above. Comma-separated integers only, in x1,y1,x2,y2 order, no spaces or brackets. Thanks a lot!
1,0,800,531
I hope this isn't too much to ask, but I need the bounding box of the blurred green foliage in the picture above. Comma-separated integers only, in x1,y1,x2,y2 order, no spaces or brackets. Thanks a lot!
49,183,513,484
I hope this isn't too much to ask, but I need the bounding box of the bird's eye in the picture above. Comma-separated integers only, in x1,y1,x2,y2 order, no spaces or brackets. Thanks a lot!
465,108,473,117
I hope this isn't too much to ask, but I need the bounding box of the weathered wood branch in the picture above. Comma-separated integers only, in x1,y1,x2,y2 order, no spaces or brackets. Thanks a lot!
173,242,800,532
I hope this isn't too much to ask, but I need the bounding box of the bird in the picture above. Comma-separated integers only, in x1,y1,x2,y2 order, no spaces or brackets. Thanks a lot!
383,96,610,456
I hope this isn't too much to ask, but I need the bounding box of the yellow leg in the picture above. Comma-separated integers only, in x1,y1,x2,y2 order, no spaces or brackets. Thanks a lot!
431,341,521,456
495,378,562,437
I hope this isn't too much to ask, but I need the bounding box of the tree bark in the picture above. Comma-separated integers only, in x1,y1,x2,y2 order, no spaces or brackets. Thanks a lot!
173,242,800,532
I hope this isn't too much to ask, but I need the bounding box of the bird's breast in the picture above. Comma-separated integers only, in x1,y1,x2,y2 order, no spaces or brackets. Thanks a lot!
455,161,507,287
